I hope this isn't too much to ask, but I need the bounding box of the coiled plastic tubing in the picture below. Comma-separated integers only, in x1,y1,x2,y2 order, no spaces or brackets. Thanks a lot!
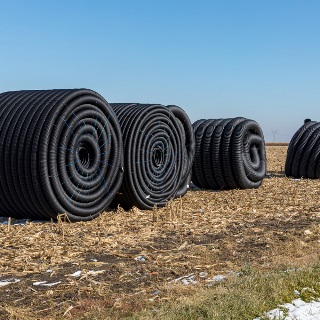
285,120,320,179
0,89,123,221
192,117,266,190
110,103,195,210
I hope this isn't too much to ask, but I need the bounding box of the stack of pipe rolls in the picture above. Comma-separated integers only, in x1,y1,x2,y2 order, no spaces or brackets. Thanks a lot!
0,89,123,221
285,120,320,178
110,103,195,209
192,117,266,189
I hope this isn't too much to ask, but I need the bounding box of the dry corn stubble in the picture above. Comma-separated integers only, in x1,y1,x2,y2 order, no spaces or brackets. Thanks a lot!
1,146,320,319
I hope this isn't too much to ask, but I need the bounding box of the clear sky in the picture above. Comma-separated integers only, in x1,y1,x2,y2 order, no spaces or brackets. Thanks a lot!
1,0,319,142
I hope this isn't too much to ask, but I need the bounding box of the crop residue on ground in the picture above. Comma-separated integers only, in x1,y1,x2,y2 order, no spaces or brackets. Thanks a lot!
1,146,320,319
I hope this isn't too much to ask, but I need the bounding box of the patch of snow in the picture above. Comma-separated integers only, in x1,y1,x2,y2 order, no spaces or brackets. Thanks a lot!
254,298,320,320
212,275,226,282
33,281,47,286
86,270,105,275
42,281,61,287
0,278,20,287
33,281,61,287
67,271,82,277
301,287,316,294
181,275,198,285
284,268,299,273
134,255,146,262
199,272,208,278
205,274,227,286
170,273,198,285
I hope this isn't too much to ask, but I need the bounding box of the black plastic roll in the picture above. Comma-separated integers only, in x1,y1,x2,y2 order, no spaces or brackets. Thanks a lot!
192,117,266,189
110,103,195,210
0,89,123,221
285,120,320,178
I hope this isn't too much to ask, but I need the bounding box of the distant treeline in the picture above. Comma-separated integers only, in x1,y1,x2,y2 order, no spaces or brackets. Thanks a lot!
266,142,289,146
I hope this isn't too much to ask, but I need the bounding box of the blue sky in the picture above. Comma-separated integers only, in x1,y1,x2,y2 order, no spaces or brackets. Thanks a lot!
0,1,319,142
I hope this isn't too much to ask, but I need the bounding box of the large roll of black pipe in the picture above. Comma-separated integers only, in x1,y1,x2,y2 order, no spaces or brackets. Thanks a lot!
0,89,123,221
285,120,320,178
192,117,266,189
110,103,195,210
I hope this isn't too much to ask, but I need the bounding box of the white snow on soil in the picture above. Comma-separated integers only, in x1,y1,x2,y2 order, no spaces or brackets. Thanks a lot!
3,215,320,320
33,281,61,287
68,271,82,277
254,298,320,320
0,278,20,287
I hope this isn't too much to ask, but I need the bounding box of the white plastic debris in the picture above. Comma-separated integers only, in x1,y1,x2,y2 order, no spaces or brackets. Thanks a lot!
46,269,53,273
90,258,98,262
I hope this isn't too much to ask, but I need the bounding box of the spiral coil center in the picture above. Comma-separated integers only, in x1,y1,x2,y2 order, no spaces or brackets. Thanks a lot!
78,146,92,169
152,147,164,168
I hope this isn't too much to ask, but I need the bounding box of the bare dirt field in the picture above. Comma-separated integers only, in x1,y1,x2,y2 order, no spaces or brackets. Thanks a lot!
1,145,320,319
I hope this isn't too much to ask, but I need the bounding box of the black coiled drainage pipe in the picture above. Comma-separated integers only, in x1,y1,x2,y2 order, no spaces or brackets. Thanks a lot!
285,120,320,178
0,89,123,221
110,103,195,209
192,117,266,190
